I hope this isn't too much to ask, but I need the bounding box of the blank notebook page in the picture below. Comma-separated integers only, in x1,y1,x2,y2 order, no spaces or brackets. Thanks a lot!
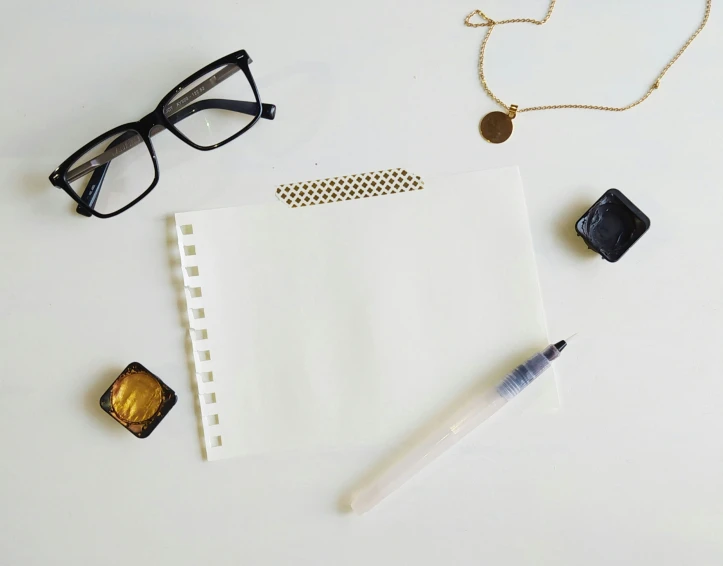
176,167,555,460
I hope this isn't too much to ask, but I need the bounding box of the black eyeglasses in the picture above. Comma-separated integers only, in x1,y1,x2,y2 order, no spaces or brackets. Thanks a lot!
49,50,276,219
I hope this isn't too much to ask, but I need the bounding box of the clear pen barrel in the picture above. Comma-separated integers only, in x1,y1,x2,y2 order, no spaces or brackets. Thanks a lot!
350,344,561,513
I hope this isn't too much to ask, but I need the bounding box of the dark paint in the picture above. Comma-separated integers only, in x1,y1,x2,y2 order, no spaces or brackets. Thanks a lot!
575,189,650,262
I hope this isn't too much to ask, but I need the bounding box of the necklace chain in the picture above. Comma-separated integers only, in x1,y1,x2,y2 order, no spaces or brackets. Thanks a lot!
465,1,712,115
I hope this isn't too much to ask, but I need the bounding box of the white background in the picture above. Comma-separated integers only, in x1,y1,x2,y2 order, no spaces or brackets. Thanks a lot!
1,1,722,564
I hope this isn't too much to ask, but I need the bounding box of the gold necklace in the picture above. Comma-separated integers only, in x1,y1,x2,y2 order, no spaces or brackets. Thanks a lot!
465,1,712,143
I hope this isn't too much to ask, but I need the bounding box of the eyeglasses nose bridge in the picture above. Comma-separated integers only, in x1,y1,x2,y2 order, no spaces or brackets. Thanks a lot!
138,111,164,136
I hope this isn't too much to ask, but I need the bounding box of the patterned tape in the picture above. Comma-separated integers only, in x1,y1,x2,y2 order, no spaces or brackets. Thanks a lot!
276,168,424,208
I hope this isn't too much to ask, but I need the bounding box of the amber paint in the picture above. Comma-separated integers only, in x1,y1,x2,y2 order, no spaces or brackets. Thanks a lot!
110,371,163,424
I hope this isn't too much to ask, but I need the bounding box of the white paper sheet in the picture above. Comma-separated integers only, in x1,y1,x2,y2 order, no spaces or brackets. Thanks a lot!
176,167,556,460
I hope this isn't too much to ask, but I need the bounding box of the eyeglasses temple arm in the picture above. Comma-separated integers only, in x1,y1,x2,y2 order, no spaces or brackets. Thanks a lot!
75,130,140,217
168,99,276,123
66,62,272,182
72,99,276,215
67,99,276,184
68,65,242,185
163,64,240,119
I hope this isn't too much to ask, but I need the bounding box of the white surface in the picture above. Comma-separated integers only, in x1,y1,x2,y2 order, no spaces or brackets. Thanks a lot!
176,169,554,459
1,0,722,564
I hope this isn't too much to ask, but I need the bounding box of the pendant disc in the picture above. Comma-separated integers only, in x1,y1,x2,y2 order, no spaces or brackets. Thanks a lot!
479,111,513,144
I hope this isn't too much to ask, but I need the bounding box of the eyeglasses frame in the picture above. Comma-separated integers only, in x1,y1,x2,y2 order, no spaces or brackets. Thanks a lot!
48,49,275,219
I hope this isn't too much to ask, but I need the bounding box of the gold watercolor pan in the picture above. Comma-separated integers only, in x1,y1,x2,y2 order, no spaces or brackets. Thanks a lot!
99,362,177,438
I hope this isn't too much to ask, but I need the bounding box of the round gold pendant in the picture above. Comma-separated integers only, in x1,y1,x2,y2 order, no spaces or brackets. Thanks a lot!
479,111,513,144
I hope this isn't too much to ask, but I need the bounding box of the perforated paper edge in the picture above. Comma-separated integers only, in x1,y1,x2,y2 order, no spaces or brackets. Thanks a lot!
175,220,227,460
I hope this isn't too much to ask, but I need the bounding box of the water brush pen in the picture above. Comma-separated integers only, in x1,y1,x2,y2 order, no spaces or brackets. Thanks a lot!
349,340,569,514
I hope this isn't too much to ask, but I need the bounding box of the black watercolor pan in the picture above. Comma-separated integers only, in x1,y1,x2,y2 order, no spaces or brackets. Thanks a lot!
576,189,650,262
